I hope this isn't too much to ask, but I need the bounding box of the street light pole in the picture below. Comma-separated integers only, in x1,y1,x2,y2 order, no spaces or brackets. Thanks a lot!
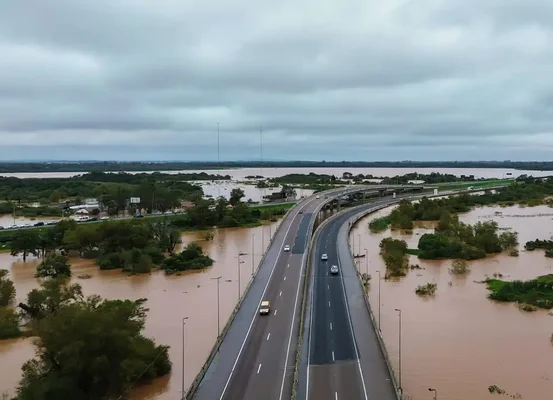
429,388,437,400
376,270,381,331
395,308,402,393
181,316,189,400
237,254,245,300
211,276,222,336
251,234,255,276
357,233,361,256
364,248,368,275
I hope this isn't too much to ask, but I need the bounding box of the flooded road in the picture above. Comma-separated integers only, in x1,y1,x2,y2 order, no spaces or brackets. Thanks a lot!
350,205,553,400
0,220,281,399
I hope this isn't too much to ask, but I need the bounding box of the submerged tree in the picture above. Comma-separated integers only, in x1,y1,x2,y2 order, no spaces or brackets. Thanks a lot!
14,281,171,399
36,254,71,279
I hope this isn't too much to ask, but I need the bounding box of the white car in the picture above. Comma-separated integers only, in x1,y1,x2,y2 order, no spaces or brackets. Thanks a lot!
330,265,339,274
316,195,320,199
321,253,328,261
283,245,291,252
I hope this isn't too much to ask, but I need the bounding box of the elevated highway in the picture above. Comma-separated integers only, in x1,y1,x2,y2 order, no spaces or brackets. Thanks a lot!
190,184,508,400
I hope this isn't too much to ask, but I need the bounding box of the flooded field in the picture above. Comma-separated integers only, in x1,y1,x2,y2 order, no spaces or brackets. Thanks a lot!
350,205,553,400
0,220,281,399
1,167,549,180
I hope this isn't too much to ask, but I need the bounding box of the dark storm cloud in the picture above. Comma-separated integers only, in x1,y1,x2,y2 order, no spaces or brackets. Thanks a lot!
0,0,552,160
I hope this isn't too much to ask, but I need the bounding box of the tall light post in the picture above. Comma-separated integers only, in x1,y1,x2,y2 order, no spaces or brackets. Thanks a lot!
395,308,402,394
181,316,189,400
211,276,222,336
364,248,369,275
429,388,437,400
237,254,245,300
376,270,381,330
251,234,255,276
357,233,361,256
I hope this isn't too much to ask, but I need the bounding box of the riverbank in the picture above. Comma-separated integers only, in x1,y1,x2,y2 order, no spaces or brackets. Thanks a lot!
0,220,281,399
351,204,553,400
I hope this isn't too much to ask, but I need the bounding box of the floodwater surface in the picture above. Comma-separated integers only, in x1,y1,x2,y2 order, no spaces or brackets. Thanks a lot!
350,205,553,400
0,221,281,399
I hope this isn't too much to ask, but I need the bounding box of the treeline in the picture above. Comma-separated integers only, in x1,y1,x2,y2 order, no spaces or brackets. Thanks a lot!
525,239,553,258
487,274,553,310
270,173,346,185
369,178,553,233
418,217,518,260
0,172,216,216
343,171,481,183
0,273,171,398
3,160,553,172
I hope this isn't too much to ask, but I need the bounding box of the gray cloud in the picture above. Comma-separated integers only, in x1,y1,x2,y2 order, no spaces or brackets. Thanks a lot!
0,0,552,161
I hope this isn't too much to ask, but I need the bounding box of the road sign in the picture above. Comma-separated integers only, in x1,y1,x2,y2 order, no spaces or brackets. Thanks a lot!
130,197,141,204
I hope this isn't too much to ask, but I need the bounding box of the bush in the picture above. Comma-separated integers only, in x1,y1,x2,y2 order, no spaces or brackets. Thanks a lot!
36,254,71,278
449,259,470,275
369,216,391,233
415,283,437,296
161,242,214,273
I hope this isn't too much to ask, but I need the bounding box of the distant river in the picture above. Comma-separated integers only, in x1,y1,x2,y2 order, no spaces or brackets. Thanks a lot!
1,167,551,180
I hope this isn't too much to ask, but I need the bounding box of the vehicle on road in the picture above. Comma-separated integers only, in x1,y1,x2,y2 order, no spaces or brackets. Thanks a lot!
259,301,270,315
315,195,320,199
299,210,304,214
283,245,291,252
0,226,4,230
34,222,44,227
321,253,328,261
330,265,339,274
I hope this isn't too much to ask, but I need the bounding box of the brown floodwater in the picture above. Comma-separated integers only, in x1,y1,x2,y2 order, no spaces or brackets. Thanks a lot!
350,205,553,400
2,167,551,180
0,220,281,399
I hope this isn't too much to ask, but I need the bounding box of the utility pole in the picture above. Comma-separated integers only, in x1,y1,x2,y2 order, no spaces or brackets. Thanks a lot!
181,316,189,400
364,248,368,275
211,276,222,335
260,125,263,204
217,122,221,199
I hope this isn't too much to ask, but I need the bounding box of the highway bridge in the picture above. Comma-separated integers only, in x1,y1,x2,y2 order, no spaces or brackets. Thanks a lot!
189,184,508,400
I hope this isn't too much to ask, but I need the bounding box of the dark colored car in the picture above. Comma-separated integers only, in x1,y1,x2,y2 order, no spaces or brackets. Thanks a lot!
34,222,45,227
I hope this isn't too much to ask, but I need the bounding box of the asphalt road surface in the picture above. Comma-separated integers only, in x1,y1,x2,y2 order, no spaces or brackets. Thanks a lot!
194,189,350,400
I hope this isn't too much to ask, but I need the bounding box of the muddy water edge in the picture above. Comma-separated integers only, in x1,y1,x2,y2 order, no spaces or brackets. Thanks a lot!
350,205,553,400
0,221,281,399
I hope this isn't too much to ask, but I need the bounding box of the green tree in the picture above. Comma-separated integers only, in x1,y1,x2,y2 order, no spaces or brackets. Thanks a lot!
499,231,519,250
0,270,16,307
0,307,21,339
14,297,171,399
229,188,245,206
20,279,84,320
10,230,40,262
36,254,71,279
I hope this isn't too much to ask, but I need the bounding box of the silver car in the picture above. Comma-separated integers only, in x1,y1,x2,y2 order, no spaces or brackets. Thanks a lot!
330,265,339,274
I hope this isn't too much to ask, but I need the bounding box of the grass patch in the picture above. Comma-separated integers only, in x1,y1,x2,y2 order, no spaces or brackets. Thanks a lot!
486,274,553,310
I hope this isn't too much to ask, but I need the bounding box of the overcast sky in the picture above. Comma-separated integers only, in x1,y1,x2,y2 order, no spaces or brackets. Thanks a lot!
1,0,552,161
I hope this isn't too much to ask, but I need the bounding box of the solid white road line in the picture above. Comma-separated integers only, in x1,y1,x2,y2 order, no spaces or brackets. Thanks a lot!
335,392,338,400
